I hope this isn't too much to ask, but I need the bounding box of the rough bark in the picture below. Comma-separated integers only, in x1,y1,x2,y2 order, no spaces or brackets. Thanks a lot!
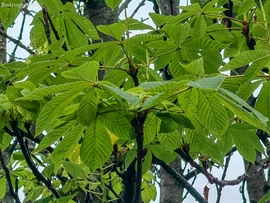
160,157,183,203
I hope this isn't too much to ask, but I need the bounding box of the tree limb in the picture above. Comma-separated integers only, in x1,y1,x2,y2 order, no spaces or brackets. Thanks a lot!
0,29,35,54
0,150,21,203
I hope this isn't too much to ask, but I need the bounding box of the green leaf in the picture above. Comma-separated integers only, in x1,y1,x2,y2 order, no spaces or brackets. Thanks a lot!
150,144,177,164
183,37,228,50
61,61,99,81
0,176,6,200
228,123,264,163
0,0,21,29
193,15,207,38
99,81,140,106
99,112,133,140
63,13,88,48
97,23,126,41
142,148,152,175
24,186,46,203
17,81,89,101
52,193,78,203
215,88,269,131
80,118,112,170
255,81,270,119
125,149,137,169
238,59,269,91
141,81,188,92
149,13,172,28
105,0,122,10
158,130,181,151
62,161,87,179
51,124,84,165
144,112,160,145
140,92,172,111
120,18,154,30
142,181,157,203
188,75,226,89
181,57,205,76
220,50,270,71
78,88,98,126
34,120,77,153
237,0,255,17
163,24,191,45
197,90,229,136
258,192,270,203
180,3,202,12
36,88,82,135
37,0,60,17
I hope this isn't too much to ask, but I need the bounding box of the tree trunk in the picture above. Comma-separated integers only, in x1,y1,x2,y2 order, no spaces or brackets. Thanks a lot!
160,157,183,203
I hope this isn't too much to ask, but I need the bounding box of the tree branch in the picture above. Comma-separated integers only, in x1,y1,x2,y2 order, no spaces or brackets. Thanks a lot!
154,157,208,203
0,29,35,54
129,0,146,18
0,150,21,203
10,122,61,198
119,0,132,14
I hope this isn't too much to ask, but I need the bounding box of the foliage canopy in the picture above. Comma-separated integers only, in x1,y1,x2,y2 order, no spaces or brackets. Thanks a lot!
0,0,270,202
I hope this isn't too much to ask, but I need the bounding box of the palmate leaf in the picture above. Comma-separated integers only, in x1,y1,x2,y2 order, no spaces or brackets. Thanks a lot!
141,180,157,203
36,88,82,135
120,18,154,30
99,112,133,140
255,81,270,119
0,176,6,199
228,123,264,163
197,90,229,136
34,120,77,153
183,37,229,50
149,144,177,164
77,88,98,126
220,50,270,71
62,61,99,81
80,118,112,170
140,81,188,92
149,13,172,28
162,24,191,45
51,124,85,165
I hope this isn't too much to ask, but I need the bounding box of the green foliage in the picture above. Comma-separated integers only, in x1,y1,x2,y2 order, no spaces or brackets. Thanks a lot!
0,0,270,202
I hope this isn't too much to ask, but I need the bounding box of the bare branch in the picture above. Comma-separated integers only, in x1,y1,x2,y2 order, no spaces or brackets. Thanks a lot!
0,29,35,55
129,0,146,19
119,0,132,14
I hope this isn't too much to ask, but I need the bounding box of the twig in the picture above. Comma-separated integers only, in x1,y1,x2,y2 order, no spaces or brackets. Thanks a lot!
10,8,28,62
154,157,208,203
10,122,61,198
119,0,132,14
0,29,35,54
216,151,232,203
0,150,21,203
129,0,146,19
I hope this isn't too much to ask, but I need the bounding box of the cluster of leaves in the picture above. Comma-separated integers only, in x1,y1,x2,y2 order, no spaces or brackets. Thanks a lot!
0,0,270,202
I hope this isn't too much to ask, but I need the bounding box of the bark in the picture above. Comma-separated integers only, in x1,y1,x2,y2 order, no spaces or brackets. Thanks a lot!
158,1,184,203
160,157,183,203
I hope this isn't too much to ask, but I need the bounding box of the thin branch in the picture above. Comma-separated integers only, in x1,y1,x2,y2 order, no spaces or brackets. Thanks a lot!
154,157,208,203
119,0,132,14
129,0,146,19
216,151,232,203
42,6,51,45
10,9,28,62
0,150,21,203
0,29,35,54
10,122,61,198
